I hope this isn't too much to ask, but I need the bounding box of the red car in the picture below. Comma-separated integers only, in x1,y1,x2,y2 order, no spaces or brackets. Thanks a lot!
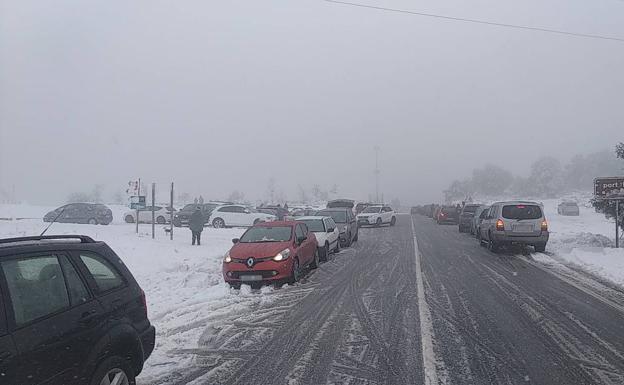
223,221,319,288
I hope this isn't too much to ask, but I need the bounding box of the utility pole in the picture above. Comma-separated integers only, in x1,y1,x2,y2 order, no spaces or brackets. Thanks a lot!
136,178,141,234
374,146,380,203
616,200,620,249
170,182,174,240
151,183,156,239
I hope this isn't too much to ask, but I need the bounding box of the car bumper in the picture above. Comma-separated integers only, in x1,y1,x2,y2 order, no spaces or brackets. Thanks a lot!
223,259,293,284
491,232,549,245
140,325,156,361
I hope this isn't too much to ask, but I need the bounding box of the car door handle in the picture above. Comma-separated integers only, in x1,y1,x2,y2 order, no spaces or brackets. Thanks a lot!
79,310,98,324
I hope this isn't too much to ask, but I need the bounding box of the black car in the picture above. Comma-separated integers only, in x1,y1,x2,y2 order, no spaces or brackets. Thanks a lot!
458,204,481,233
437,206,459,225
44,203,113,225
0,235,155,385
173,203,221,227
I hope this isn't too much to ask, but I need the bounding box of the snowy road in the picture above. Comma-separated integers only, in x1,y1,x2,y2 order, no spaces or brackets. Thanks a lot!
149,214,624,385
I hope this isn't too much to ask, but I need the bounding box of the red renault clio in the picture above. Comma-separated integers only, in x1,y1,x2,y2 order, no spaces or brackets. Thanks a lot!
223,221,319,288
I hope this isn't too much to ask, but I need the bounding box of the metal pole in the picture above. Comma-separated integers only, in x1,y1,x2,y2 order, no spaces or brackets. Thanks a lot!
136,178,140,234
374,146,380,202
170,182,174,240
151,183,156,239
616,200,620,249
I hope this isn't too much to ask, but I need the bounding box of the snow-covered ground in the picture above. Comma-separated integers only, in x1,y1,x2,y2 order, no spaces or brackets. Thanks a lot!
0,204,277,383
1,198,623,382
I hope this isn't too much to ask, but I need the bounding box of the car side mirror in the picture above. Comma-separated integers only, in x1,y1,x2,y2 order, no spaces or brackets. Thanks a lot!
232,238,239,244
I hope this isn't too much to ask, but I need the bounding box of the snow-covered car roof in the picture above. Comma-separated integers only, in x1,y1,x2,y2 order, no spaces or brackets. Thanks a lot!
295,216,332,221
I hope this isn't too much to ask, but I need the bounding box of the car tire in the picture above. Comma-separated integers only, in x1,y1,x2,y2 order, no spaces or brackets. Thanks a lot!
310,249,320,269
353,230,359,242
156,216,166,224
487,234,499,253
88,218,98,225
334,240,340,254
376,218,382,227
289,258,301,284
213,218,225,229
173,218,182,227
124,215,135,224
320,243,329,262
534,243,546,253
390,216,396,226
89,356,136,385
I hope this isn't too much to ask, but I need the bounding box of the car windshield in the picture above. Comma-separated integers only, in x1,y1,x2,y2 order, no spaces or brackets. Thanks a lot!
362,206,382,213
318,210,347,223
182,204,200,211
299,219,325,232
502,205,543,220
239,226,292,243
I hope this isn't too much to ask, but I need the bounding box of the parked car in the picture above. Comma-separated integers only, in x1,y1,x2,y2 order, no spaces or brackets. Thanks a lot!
257,205,289,220
327,199,355,211
478,201,549,252
458,204,481,233
558,201,580,216
471,205,490,236
355,202,379,215
43,203,113,225
222,221,319,288
296,216,340,260
357,205,397,227
0,235,155,385
209,205,276,228
290,208,318,217
315,208,358,247
173,203,221,227
436,206,459,225
124,205,174,224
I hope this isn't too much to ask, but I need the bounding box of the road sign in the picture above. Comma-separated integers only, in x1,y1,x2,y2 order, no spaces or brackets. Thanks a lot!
594,177,624,199
130,195,146,210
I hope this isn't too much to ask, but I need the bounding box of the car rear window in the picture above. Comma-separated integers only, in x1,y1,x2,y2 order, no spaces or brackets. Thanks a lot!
317,210,347,223
502,205,542,220
298,220,324,232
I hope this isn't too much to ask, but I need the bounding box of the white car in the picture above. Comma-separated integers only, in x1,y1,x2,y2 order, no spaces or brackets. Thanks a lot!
124,205,173,224
296,216,340,261
357,205,396,227
209,204,276,228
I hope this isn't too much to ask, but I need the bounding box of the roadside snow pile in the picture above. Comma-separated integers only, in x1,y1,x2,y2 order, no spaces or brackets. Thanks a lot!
549,232,614,250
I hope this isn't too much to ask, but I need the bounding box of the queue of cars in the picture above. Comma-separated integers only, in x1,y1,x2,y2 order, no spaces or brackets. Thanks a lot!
413,201,551,253
221,199,398,288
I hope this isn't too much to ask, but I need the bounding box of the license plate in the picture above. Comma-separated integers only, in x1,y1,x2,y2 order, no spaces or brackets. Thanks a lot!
513,224,532,232
240,275,262,282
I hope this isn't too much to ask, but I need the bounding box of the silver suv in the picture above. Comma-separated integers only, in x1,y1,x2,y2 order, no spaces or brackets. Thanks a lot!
478,201,549,252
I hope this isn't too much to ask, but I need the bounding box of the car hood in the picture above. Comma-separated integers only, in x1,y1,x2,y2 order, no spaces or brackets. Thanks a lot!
229,241,291,259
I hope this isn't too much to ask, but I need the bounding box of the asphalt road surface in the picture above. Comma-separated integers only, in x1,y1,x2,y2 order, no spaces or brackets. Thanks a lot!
154,215,624,385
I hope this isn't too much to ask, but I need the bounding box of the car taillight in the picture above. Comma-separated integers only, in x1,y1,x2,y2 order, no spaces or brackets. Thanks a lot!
440,213,446,217
496,219,505,231
140,289,148,318
541,220,548,231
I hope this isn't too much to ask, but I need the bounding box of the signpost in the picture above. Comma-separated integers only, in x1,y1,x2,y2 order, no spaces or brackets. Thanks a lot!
594,177,624,248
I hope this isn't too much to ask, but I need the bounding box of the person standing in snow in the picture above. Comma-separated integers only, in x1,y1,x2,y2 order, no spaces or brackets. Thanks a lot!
189,207,205,246
198,195,204,204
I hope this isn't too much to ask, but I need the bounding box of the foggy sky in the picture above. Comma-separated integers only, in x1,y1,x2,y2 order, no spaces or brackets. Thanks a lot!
1,0,623,205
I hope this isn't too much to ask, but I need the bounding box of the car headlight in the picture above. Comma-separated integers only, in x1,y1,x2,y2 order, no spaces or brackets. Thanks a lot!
224,251,232,263
273,248,290,262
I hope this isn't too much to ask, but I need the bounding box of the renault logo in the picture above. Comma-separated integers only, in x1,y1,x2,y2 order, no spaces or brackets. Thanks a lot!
246,257,255,268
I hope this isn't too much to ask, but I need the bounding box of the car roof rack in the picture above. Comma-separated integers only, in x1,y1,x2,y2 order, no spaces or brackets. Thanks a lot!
0,235,96,246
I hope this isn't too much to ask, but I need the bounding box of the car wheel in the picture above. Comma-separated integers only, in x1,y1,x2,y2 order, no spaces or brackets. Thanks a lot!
310,249,320,269
124,215,135,224
155,216,166,224
376,218,382,227
289,258,301,284
173,218,182,227
534,243,546,253
320,243,329,262
213,218,225,228
88,218,98,225
89,356,135,385
487,234,499,253
390,216,396,226
334,240,340,254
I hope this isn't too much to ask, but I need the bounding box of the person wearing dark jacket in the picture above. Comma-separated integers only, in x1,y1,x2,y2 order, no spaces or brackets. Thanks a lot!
189,207,205,245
